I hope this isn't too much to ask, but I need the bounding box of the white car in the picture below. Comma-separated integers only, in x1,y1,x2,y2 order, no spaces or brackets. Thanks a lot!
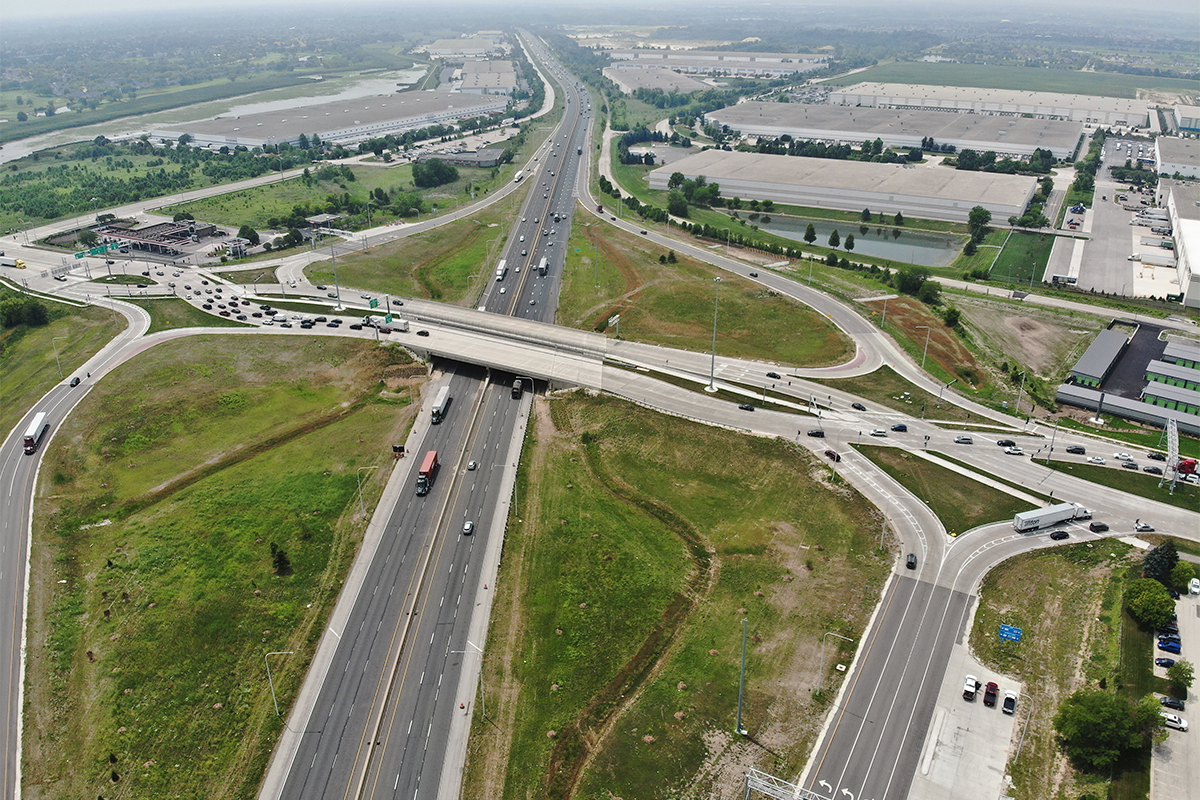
870,429,887,437
1114,452,1132,461
1087,456,1106,465
1191,577,1200,595
1135,521,1155,532
1004,446,1025,455
1161,712,1188,731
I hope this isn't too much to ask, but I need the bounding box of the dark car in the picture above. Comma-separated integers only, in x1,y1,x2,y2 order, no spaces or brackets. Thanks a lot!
136,283,147,289
997,439,1016,448
891,424,908,432
1147,452,1166,461
1089,521,1109,533
1122,461,1138,470
69,376,81,387
738,403,755,412
392,299,404,306
1160,622,1180,634
983,682,999,707
807,429,826,438
201,303,213,310
906,553,917,570
1156,658,1177,668
1161,697,1186,711
219,311,230,317
349,323,363,330
259,304,272,310
766,372,781,379
236,315,247,321
251,312,263,318
851,402,866,411
1143,466,1163,475
824,449,841,462
1159,632,1182,644
639,229,647,235
749,271,759,278
326,322,338,328
1158,640,1182,654
315,285,326,290
416,330,430,337
1049,530,1069,541
1065,445,1086,455
314,316,327,323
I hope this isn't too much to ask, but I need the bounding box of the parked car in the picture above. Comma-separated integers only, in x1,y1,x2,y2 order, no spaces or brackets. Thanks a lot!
1050,530,1070,541
1002,691,1018,715
983,682,999,707
1156,658,1177,668
1158,640,1182,655
1066,445,1086,455
807,430,825,438
954,435,973,444
1192,578,1200,595
1160,712,1188,731
1089,521,1110,533
1159,632,1182,644
891,424,908,432
963,675,980,700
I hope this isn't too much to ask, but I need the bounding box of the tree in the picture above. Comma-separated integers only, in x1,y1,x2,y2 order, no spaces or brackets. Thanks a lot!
1167,659,1194,692
944,307,962,329
968,206,992,242
173,212,194,222
803,222,817,245
667,190,689,218
237,224,260,246
963,240,977,257
412,159,459,188
78,230,98,247
895,266,930,295
828,229,840,248
844,233,855,252
1053,689,1161,770
667,171,686,190
177,133,192,145
894,211,904,226
16,111,27,122
1125,578,1176,629
270,543,292,576
666,250,677,263
1170,561,1194,592
861,207,872,222
918,280,942,305
1143,541,1178,582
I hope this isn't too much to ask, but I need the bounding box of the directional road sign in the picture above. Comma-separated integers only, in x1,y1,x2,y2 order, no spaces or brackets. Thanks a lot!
999,624,1023,642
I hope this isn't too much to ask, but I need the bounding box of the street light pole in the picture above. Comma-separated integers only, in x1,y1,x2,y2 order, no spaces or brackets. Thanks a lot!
356,466,378,518
264,651,295,717
1014,371,1027,417
706,277,722,392
938,378,958,407
451,640,487,719
331,243,341,310
735,618,749,736
819,632,855,693
916,325,932,371
52,336,67,378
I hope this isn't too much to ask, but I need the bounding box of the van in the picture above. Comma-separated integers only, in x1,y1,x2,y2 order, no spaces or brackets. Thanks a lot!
272,315,286,323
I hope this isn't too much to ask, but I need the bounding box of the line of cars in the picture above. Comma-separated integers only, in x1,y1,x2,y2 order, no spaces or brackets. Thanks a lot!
1155,614,1189,731
963,675,1018,714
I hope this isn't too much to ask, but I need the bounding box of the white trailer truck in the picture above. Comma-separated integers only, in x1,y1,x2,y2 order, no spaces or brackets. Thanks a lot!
1012,502,1091,532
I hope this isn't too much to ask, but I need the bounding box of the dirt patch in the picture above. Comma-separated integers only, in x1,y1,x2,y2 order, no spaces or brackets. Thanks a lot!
862,295,989,388
954,295,1102,380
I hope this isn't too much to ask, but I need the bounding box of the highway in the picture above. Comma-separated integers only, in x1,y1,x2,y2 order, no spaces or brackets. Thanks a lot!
1,33,1197,800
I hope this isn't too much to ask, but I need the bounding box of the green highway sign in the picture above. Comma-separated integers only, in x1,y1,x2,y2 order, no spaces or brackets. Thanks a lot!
369,298,379,308
385,313,393,323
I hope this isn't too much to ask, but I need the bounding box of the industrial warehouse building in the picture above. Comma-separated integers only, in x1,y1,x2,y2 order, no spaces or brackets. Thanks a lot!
646,149,1037,224
604,49,825,77
829,82,1151,128
603,65,713,95
1174,106,1200,132
1155,137,1200,179
1154,181,1200,307
151,91,507,150
706,102,1085,160
455,60,518,95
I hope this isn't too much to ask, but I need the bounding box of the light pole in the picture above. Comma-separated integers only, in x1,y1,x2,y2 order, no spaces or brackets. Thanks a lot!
265,651,294,717
451,639,487,719
356,466,378,518
916,325,932,371
819,632,855,693
735,618,749,736
52,336,67,378
879,495,891,551
331,243,342,310
1014,371,1027,418
706,277,722,392
938,378,958,407
91,196,99,221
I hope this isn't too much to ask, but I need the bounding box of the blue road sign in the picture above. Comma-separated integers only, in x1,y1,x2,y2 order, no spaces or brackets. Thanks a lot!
999,624,1023,642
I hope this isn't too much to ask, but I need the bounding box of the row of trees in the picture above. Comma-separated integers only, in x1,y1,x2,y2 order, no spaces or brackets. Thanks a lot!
0,294,50,328
748,135,921,165
954,147,1056,175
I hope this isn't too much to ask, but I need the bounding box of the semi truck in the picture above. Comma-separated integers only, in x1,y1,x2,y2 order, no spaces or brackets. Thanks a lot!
495,259,507,282
538,257,548,277
513,170,523,184
1012,502,1091,532
431,385,451,423
22,412,49,455
416,450,438,496
0,256,27,269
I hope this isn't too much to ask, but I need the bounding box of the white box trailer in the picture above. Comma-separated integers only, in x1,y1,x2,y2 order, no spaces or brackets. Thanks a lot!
1013,502,1090,532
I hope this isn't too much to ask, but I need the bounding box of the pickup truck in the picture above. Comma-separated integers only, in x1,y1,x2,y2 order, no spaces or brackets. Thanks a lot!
963,675,980,700
983,681,999,707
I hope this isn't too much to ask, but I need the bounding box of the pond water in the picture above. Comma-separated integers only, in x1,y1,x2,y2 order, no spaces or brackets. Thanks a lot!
755,214,963,268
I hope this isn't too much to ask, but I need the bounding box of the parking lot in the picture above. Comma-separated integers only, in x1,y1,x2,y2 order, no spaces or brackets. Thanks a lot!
1152,588,1199,800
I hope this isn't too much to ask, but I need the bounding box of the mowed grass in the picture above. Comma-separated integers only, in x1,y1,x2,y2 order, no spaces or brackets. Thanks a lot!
1044,460,1198,512
989,232,1056,285
0,299,126,438
821,62,1200,98
809,365,975,422
125,297,253,333
854,444,1035,534
969,542,1138,800
1057,416,1200,459
560,220,853,366
305,194,524,304
24,335,420,800
467,393,891,800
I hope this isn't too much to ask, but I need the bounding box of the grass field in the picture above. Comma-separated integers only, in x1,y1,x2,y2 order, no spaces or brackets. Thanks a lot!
820,62,1200,99
855,444,1035,534
24,335,422,800
124,298,253,334
305,193,525,304
1044,459,1198,512
560,220,853,366
464,393,891,800
969,542,1139,799
1057,416,1200,459
809,365,976,423
0,300,126,439
988,232,1057,285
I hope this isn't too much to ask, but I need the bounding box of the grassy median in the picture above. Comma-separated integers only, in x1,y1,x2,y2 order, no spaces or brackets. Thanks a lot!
464,393,891,800
24,335,423,800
